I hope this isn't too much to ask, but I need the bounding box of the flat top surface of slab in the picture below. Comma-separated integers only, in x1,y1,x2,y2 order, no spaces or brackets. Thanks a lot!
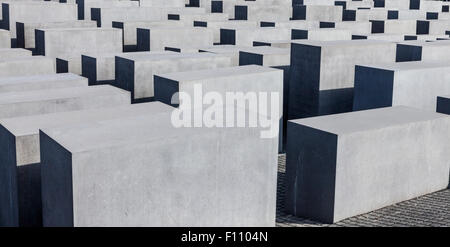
38,27,118,32
0,85,127,104
83,51,172,59
357,61,450,71
1,102,172,136
0,73,82,85
292,39,393,47
398,40,450,47
120,52,221,61
0,56,51,63
290,106,449,135
157,65,279,81
240,46,290,55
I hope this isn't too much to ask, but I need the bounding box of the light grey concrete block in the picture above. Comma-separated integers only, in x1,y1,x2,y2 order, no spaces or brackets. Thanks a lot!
136,27,214,51
238,46,290,67
0,73,87,94
0,48,31,60
220,27,291,46
113,20,185,48
288,40,396,119
1,2,78,38
0,30,10,48
16,20,97,49
77,0,139,21
0,85,129,119
396,40,450,62
0,102,172,227
115,52,232,101
0,56,55,78
154,65,284,151
81,51,173,85
292,28,352,41
40,108,278,226
294,5,343,22
286,106,450,223
193,20,258,44
34,27,122,59
354,61,450,111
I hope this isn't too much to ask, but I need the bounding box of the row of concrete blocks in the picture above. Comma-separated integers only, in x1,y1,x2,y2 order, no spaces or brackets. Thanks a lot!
3,36,450,226
0,47,282,226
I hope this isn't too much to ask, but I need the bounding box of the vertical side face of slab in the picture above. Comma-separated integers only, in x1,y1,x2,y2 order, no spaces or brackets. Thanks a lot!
40,131,74,227
0,125,18,227
81,55,97,86
34,30,45,56
220,29,235,45
239,51,263,66
234,6,248,20
292,5,306,20
91,8,101,27
318,87,354,116
1,4,10,31
353,66,394,111
114,57,135,100
15,22,24,48
136,28,150,51
291,29,308,40
288,43,321,119
370,20,385,34
285,122,338,224
56,59,69,74
76,0,84,20
153,76,180,107
437,96,450,115
396,44,422,62
416,20,429,35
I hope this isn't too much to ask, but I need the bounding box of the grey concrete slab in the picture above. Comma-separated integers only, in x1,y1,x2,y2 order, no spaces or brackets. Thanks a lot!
140,0,184,8
220,27,291,46
34,27,122,58
39,108,278,226
115,52,232,101
292,28,352,41
0,29,10,48
0,56,55,78
354,61,450,111
370,20,418,34
199,44,251,66
92,6,205,28
81,51,173,85
16,20,97,49
77,0,139,21
136,27,214,51
238,46,290,67
234,3,292,22
288,40,396,119
437,95,450,115
285,106,450,223
252,40,291,49
112,20,185,48
0,102,172,227
1,2,78,38
0,48,31,60
0,85,129,119
154,65,284,151
193,20,257,44
293,5,343,22
396,40,450,62
0,73,88,94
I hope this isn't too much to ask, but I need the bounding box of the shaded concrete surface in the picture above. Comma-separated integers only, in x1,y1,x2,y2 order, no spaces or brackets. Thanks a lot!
276,154,450,227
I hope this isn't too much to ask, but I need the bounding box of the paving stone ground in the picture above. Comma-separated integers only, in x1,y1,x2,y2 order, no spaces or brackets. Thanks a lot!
276,154,450,227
